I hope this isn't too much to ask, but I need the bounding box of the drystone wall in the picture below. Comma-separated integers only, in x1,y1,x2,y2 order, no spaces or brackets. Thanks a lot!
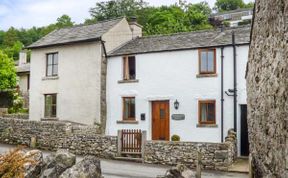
144,129,237,171
246,0,288,177
2,113,29,120
0,117,237,170
0,117,117,158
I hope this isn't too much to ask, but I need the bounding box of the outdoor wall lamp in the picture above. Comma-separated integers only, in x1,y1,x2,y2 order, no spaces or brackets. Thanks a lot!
174,100,180,110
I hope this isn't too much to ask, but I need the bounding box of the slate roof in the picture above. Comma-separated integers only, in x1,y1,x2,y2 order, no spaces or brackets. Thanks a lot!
27,18,124,49
16,64,30,73
109,26,251,56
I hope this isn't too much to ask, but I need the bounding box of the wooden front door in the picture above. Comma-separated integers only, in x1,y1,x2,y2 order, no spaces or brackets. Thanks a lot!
152,101,170,141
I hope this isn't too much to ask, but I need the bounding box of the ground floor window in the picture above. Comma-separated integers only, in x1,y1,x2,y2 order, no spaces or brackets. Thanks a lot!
44,94,57,118
198,100,216,124
123,97,135,120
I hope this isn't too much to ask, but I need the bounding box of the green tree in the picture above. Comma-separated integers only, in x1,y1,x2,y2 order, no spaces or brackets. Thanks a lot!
88,0,147,22
3,41,23,61
3,27,19,47
56,14,74,28
0,50,17,90
215,0,245,12
186,2,212,30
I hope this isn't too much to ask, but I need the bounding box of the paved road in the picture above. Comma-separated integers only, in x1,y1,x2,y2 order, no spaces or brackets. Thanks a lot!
0,144,248,178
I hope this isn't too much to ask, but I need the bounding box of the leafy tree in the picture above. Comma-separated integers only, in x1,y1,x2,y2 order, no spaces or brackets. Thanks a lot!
244,2,254,8
3,41,23,61
0,50,17,90
3,27,19,47
88,0,147,22
215,0,245,12
56,14,74,28
186,2,212,30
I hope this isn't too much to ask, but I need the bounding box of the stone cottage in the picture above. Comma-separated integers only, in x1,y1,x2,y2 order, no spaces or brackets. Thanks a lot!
27,17,142,133
106,26,251,156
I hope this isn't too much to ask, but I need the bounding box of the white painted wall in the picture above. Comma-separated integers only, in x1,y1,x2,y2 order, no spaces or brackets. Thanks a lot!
106,45,249,143
29,42,102,125
18,74,29,93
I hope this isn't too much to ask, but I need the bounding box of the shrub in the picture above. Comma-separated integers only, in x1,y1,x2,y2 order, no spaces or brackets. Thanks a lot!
0,146,36,178
171,134,180,141
8,90,24,114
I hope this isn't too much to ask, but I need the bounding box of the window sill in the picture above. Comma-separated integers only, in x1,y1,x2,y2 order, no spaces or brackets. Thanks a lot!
41,117,59,121
118,79,139,84
196,124,218,128
42,76,59,80
196,74,218,78
117,120,139,124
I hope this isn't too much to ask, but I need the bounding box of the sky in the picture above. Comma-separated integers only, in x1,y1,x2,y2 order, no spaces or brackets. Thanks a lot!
0,0,253,31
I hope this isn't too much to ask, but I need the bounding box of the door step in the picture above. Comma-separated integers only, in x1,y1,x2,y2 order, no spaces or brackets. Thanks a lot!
115,157,143,163
228,158,249,173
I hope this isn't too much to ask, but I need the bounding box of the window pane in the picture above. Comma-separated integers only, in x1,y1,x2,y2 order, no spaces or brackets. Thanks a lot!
200,52,207,72
123,57,129,80
128,56,136,80
45,94,57,117
201,103,207,122
47,65,53,76
52,64,58,76
207,51,214,72
207,103,215,122
53,53,58,64
45,95,52,117
123,98,135,120
47,55,53,64
51,105,57,117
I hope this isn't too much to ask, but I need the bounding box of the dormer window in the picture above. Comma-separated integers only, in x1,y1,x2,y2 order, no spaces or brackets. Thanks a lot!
123,56,136,80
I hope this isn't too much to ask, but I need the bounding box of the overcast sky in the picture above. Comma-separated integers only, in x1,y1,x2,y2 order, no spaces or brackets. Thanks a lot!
0,0,253,31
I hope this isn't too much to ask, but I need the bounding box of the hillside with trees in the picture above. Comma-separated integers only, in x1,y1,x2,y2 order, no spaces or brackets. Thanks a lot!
0,0,254,61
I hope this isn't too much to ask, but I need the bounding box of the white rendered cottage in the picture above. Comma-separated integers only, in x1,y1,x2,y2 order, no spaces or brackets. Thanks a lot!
107,26,250,156
27,18,142,130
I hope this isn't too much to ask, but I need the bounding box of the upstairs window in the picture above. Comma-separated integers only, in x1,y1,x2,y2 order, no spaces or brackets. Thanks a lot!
123,97,135,120
199,100,216,125
44,94,57,118
46,53,58,76
123,56,136,80
199,49,216,74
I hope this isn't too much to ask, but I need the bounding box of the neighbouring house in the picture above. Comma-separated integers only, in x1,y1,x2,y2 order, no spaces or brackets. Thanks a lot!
26,17,141,130
16,50,30,108
210,8,253,27
106,26,251,156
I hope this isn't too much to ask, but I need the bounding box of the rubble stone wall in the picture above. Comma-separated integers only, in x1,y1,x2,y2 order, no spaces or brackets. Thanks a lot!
0,117,237,170
246,0,288,177
144,129,237,171
0,117,117,158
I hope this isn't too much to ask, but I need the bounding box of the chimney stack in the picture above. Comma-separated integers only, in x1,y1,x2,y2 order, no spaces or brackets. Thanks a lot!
129,17,142,39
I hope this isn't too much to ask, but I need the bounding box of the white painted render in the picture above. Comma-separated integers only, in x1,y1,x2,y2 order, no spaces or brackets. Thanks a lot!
18,74,29,93
106,45,249,143
29,42,102,125
29,18,136,125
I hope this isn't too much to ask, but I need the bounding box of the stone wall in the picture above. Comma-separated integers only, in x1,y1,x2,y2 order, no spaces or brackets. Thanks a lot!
246,0,288,177
0,117,117,159
3,113,29,120
144,129,237,171
0,117,237,170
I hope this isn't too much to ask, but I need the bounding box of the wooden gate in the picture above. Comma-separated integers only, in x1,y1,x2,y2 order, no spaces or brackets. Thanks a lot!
121,129,142,155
